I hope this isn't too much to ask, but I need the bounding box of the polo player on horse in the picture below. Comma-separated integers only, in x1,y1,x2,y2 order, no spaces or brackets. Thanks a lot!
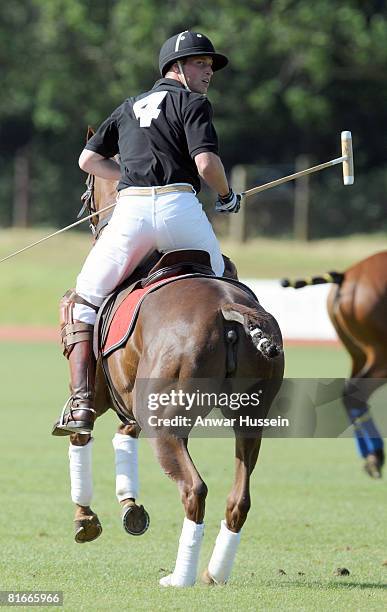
52,31,242,437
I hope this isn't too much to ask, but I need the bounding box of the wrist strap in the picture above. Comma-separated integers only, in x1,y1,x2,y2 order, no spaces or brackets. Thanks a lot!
219,188,233,202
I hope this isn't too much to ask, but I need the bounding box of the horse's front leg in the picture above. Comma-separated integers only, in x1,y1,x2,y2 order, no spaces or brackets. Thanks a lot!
203,435,262,585
113,422,150,535
69,432,102,543
107,346,149,531
67,361,110,543
149,434,207,587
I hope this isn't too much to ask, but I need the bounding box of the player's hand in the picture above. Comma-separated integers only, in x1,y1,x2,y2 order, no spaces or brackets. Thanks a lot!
215,189,242,213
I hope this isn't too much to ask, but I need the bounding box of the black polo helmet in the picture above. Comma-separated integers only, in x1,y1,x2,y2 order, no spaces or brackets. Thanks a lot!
159,31,228,76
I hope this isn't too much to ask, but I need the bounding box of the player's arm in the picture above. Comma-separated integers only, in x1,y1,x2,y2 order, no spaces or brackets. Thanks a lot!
194,152,229,196
195,152,241,213
79,109,121,180
187,100,240,213
79,150,121,180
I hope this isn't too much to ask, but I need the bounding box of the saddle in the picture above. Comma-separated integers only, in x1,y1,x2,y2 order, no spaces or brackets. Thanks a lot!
94,249,259,424
94,249,258,359
94,249,216,358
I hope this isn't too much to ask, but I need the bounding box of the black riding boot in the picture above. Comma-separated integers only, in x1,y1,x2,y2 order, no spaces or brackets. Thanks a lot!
52,337,96,436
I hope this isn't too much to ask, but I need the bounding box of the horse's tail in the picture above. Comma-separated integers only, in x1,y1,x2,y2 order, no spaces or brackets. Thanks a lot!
221,303,281,360
280,271,344,289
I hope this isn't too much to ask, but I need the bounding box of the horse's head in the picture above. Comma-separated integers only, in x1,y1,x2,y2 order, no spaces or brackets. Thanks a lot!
79,127,119,239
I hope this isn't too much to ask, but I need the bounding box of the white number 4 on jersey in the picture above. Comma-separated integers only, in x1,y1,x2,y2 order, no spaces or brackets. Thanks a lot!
133,91,168,127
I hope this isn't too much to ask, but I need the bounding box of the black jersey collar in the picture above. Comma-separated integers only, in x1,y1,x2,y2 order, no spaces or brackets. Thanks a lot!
152,78,186,90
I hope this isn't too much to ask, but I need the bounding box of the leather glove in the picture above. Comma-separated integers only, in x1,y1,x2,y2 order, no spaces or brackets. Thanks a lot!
215,188,242,213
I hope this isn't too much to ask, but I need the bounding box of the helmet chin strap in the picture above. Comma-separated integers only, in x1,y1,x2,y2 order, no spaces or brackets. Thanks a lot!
177,61,191,92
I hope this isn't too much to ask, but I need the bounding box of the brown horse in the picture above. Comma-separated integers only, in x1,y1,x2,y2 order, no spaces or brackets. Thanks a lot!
67,156,284,586
281,251,386,478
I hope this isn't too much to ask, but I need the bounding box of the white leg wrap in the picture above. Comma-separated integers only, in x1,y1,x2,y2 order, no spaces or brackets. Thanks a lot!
159,518,204,587
207,520,241,584
112,433,139,501
68,438,93,507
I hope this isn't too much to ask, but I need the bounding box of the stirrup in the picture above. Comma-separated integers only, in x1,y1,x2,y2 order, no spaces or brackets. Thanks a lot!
51,399,96,436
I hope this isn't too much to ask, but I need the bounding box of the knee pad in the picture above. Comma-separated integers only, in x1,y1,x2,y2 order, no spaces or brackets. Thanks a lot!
60,289,98,358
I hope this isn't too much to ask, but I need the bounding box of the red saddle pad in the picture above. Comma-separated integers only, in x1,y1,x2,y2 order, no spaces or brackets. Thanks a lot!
102,277,174,355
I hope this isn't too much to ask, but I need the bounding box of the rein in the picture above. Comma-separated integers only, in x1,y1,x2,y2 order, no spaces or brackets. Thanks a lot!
78,172,115,239
0,169,120,263
78,173,96,221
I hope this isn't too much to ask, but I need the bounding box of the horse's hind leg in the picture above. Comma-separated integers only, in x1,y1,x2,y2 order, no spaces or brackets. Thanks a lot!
203,435,262,585
327,286,366,377
113,423,150,535
69,432,102,543
343,359,385,479
150,434,207,587
328,289,384,475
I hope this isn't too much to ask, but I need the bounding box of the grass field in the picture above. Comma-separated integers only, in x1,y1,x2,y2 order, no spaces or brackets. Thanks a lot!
0,228,386,324
0,231,386,609
0,342,386,611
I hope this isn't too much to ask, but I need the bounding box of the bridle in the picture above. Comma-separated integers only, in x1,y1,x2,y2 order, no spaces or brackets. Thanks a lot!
78,173,95,219
78,173,98,236
78,172,114,240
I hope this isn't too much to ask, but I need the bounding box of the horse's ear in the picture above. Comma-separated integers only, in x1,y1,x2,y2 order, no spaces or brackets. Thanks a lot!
86,126,95,143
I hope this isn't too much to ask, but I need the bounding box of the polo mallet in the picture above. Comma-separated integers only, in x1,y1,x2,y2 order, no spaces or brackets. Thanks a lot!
242,131,354,199
0,132,354,264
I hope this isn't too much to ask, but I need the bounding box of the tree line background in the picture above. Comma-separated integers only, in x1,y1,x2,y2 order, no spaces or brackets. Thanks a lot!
1,0,387,238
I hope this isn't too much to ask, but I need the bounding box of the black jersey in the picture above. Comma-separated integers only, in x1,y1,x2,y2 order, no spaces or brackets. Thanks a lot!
85,78,219,193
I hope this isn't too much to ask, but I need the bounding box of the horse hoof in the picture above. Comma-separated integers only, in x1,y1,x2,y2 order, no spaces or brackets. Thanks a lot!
201,569,216,585
74,514,102,543
122,502,150,536
159,574,194,587
364,452,384,479
159,574,174,587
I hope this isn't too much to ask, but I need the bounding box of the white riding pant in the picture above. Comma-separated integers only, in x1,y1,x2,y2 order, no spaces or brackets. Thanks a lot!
73,185,224,324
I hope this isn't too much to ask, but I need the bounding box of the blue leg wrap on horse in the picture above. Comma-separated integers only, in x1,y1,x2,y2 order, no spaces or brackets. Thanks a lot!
348,407,384,458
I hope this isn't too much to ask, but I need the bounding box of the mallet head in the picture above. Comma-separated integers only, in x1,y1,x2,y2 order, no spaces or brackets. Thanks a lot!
341,131,354,185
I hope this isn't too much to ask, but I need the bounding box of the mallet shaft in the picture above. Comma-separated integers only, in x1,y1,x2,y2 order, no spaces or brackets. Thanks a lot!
242,156,346,198
0,201,117,264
